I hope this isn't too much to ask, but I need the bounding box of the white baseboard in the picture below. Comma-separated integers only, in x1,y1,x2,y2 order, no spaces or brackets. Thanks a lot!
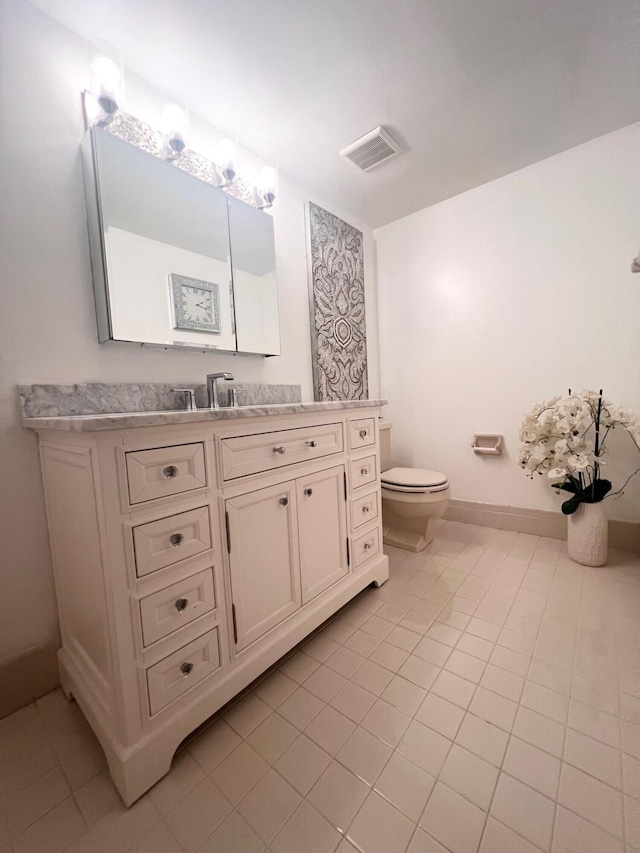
0,639,60,719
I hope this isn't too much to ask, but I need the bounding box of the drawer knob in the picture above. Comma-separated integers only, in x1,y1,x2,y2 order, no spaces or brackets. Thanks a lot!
360,467,369,476
175,598,189,613
305,440,317,448
180,662,194,677
279,496,289,507
364,542,372,551
304,488,313,497
359,429,368,438
362,505,370,513
273,446,286,454
169,533,185,547
163,465,178,479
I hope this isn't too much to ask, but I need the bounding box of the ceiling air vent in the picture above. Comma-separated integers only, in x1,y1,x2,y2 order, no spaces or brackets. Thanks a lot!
340,126,401,172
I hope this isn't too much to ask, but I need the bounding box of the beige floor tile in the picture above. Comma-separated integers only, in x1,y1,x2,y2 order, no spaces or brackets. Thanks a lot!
188,718,241,773
444,650,486,684
489,645,531,678
196,810,264,853
381,675,427,715
0,705,47,766
348,790,415,853
426,623,463,648
481,664,525,701
564,728,622,789
6,765,70,835
13,796,86,853
90,796,159,853
528,660,572,696
503,737,561,799
498,627,536,656
552,805,624,853
491,773,555,851
253,671,298,709
74,771,122,825
246,712,299,764
360,698,412,748
469,687,518,732
456,632,495,662
211,743,269,805
386,625,422,653
274,734,331,795
361,615,396,639
407,827,450,852
343,629,381,658
439,743,499,810
455,712,509,767
236,769,301,844
278,650,320,683
305,705,356,756
467,618,502,642
416,693,465,740
413,637,452,667
558,763,624,839
624,754,640,799
420,782,486,853
325,646,367,678
308,760,369,833
369,641,410,672
431,670,476,709
126,821,181,853
50,720,108,791
397,720,452,777
304,634,341,663
513,706,566,758
569,699,621,748
164,777,232,852
271,800,341,853
398,655,440,691
329,681,377,723
572,675,619,715
623,719,640,759
336,726,392,786
277,687,325,730
304,665,348,702
480,817,542,853
520,682,569,724
624,794,640,849
224,694,271,738
0,735,58,798
375,752,436,821
352,659,396,694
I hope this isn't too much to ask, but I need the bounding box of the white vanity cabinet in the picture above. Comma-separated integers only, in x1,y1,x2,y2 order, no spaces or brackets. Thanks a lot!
26,403,388,805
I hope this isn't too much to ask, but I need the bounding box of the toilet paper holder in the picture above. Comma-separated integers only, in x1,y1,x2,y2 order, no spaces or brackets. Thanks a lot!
472,433,503,455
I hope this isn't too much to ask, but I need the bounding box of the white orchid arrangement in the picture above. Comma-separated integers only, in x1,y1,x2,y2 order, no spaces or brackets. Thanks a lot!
518,390,640,514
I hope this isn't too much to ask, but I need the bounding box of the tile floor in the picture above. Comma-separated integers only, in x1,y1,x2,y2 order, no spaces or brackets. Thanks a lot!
2,520,640,852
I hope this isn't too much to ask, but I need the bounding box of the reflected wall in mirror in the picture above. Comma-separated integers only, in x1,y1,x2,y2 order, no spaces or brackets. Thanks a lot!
82,127,281,356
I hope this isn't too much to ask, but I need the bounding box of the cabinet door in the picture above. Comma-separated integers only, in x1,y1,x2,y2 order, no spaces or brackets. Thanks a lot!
226,481,301,650
297,465,348,604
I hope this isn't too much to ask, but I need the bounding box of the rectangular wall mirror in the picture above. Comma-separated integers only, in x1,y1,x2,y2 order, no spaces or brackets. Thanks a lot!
82,127,281,356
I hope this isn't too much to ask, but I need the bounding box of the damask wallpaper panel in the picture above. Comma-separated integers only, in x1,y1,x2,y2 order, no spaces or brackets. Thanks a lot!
306,202,369,401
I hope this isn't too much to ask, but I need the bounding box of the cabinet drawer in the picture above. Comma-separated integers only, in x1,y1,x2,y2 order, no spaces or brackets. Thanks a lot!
349,454,377,489
351,490,379,531
221,423,343,480
132,507,212,578
146,628,221,715
353,527,381,568
126,443,207,504
139,569,216,647
349,418,376,451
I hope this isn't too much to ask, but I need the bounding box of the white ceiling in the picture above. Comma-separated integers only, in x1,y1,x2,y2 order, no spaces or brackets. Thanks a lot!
30,0,640,228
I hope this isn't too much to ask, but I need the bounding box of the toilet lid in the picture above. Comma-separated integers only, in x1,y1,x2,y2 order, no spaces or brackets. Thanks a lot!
381,467,448,490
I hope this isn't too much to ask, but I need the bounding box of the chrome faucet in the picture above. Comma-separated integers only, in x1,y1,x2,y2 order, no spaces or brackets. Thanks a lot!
206,372,234,409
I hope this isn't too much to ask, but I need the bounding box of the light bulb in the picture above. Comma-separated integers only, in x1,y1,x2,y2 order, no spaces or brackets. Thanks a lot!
217,135,237,183
89,55,122,116
161,104,189,156
256,155,278,208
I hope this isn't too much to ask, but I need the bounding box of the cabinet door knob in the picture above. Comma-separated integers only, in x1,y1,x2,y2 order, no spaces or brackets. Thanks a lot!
180,662,194,676
362,505,370,513
359,429,368,438
363,542,372,551
304,488,313,497
175,598,189,613
273,446,286,454
360,467,368,476
305,440,317,448
279,497,289,507
169,533,184,547
163,465,178,479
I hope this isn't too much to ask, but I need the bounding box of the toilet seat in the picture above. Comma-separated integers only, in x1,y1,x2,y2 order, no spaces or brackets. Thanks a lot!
381,466,449,494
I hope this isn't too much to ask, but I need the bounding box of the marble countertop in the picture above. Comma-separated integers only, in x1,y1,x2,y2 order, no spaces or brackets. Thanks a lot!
22,399,388,432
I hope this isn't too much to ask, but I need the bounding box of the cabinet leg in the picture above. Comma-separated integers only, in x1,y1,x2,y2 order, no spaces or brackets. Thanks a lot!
106,738,178,807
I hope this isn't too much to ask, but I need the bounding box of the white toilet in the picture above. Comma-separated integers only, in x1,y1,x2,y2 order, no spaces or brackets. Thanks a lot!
379,422,451,552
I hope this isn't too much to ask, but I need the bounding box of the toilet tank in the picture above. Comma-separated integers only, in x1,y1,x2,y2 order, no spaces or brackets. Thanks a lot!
379,422,391,472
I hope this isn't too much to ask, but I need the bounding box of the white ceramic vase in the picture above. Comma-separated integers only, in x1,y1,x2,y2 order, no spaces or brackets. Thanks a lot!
567,502,608,567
